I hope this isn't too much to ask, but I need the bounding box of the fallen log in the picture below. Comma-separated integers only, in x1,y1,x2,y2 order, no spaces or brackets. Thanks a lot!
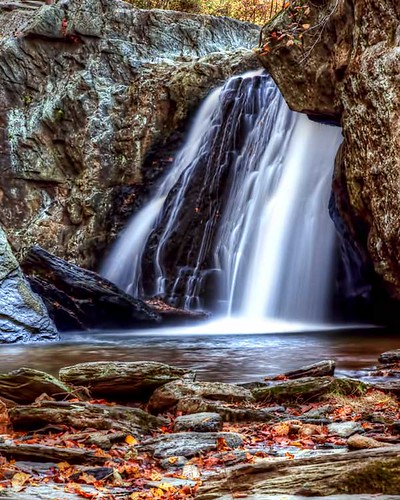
21,246,161,331
9,400,167,435
195,446,400,498
0,442,108,464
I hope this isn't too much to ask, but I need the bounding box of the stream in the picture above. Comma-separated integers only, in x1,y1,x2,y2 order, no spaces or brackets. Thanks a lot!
2,326,398,383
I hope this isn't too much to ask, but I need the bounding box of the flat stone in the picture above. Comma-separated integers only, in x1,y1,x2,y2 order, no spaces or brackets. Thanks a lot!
148,380,253,413
176,397,284,423
302,405,333,418
328,422,363,438
174,412,223,432
139,432,243,458
59,361,193,399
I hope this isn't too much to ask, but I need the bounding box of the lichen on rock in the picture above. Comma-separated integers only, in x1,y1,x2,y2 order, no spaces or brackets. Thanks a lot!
0,0,261,270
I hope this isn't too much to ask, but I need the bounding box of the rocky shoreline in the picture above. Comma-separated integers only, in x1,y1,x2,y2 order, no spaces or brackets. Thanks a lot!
0,351,400,498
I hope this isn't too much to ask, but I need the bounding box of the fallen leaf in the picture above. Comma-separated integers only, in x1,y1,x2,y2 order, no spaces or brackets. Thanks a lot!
125,435,138,446
11,472,31,491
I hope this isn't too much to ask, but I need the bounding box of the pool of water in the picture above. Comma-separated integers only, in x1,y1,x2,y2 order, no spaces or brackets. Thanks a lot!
1,325,399,383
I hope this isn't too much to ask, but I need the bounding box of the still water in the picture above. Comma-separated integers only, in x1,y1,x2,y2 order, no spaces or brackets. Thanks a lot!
1,326,399,382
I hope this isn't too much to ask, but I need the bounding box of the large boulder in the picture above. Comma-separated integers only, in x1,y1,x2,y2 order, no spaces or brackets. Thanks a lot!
257,0,400,304
0,230,57,343
0,0,260,269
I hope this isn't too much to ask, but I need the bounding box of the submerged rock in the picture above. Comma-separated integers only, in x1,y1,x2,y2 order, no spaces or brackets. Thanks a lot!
59,360,193,399
0,0,260,269
0,232,57,343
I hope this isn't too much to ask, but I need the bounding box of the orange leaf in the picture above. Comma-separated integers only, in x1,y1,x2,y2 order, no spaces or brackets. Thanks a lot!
125,435,138,446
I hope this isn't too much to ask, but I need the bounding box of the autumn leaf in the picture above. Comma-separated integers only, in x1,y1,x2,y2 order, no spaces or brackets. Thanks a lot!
302,23,310,30
11,472,31,491
217,437,230,451
125,435,138,446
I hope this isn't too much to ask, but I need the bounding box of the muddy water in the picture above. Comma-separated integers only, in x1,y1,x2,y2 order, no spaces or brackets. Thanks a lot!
1,327,399,382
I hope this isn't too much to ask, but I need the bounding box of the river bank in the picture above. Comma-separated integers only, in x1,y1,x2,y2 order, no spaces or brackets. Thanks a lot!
0,350,400,498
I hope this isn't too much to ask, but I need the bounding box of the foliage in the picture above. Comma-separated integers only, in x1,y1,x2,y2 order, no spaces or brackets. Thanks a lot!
126,0,285,24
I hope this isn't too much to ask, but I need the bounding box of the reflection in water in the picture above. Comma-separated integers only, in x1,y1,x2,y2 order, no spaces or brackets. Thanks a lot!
0,328,398,383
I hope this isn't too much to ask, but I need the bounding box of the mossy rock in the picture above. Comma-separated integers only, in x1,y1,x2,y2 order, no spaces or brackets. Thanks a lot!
0,368,73,404
252,376,368,404
338,457,400,494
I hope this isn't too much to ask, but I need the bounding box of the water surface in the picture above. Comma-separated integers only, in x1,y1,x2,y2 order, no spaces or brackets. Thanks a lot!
1,326,398,383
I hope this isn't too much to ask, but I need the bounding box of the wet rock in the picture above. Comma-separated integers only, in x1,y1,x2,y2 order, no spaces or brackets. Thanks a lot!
379,350,400,365
139,432,243,458
59,361,192,399
328,422,363,438
174,412,223,432
176,397,285,422
148,380,253,413
0,0,260,269
0,368,72,404
22,246,161,331
347,434,392,450
269,360,336,380
0,232,57,343
10,401,167,435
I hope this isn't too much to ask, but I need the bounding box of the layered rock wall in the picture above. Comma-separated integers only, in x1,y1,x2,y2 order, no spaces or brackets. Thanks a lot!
258,0,400,302
0,0,260,269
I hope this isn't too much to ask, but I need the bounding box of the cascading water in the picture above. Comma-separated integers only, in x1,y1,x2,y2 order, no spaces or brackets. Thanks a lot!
102,72,343,330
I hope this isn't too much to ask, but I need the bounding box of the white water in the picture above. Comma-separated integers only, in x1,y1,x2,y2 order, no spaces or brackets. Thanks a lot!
102,72,343,330
101,87,223,296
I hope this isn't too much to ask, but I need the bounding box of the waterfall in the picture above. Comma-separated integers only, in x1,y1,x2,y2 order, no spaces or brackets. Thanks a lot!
102,72,343,326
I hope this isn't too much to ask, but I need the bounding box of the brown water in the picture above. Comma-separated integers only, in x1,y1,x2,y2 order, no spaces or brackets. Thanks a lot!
1,326,399,382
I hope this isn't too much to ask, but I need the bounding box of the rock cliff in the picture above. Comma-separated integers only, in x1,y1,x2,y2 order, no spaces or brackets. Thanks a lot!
258,0,400,305
0,0,260,269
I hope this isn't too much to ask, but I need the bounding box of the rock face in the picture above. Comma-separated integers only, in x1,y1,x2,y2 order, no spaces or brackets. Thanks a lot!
0,0,260,270
0,231,57,343
258,0,400,304
22,246,161,330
